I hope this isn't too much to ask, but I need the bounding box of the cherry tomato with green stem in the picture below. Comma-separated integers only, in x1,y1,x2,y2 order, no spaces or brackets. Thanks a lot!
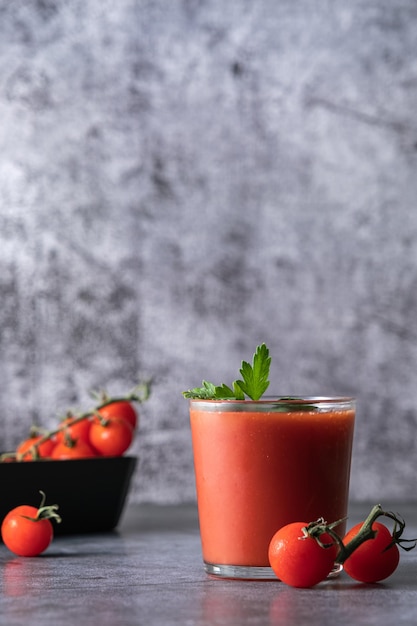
55,415,92,445
51,436,97,460
16,435,55,460
1,492,61,557
342,521,400,583
269,521,338,588
89,416,134,457
96,401,138,430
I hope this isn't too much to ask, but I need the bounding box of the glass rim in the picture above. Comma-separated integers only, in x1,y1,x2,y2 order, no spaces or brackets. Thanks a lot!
188,395,356,412
189,395,355,403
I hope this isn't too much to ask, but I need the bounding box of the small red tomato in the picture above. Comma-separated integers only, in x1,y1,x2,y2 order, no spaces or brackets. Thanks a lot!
89,417,134,457
1,493,61,557
55,415,92,445
16,435,55,461
51,438,97,460
97,401,138,430
342,521,400,583
0,453,18,463
269,522,338,588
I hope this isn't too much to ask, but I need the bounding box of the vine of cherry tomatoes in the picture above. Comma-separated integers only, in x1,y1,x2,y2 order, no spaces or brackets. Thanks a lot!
268,504,416,588
14,404,136,460
2,383,150,463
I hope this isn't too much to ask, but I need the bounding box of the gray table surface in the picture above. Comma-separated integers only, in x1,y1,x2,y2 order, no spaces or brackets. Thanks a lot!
0,501,416,626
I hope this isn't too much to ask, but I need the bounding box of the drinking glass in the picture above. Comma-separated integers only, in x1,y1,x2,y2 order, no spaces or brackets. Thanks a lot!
189,396,355,579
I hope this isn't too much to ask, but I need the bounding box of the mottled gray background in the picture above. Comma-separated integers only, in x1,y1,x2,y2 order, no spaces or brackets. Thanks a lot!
1,0,416,504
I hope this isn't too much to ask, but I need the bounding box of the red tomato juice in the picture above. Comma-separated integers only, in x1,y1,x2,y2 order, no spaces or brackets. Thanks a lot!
190,399,355,568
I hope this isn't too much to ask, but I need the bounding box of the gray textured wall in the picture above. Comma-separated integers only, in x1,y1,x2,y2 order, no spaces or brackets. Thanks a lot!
1,0,417,504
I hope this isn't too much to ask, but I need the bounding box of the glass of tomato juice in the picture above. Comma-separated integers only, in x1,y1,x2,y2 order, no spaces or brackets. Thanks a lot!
189,396,355,579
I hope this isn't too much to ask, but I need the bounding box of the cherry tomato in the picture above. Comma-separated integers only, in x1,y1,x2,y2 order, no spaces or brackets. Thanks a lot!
268,522,338,588
16,435,55,460
342,521,400,583
97,401,138,430
1,455,16,463
1,505,54,557
89,417,134,456
51,437,97,460
55,415,92,445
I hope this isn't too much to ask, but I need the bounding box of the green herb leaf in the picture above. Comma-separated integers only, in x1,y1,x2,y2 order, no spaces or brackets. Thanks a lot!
182,380,217,399
182,343,271,401
234,343,271,400
213,384,236,398
232,380,246,400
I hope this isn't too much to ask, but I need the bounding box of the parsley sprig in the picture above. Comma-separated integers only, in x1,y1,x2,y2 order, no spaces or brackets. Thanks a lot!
182,343,271,401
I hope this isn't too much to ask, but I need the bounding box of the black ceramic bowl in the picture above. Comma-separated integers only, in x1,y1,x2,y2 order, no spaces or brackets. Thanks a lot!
0,456,137,535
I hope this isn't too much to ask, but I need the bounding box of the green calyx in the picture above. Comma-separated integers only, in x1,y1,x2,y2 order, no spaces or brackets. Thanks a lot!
21,491,62,525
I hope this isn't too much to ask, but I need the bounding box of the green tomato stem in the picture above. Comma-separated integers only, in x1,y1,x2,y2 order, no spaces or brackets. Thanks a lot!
334,504,383,564
304,504,416,566
21,491,62,524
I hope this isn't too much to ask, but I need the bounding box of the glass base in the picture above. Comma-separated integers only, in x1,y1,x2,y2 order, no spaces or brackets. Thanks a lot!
204,561,343,581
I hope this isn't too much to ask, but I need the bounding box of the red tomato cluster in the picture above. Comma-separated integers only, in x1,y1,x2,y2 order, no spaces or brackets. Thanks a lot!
14,400,138,461
268,509,415,588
